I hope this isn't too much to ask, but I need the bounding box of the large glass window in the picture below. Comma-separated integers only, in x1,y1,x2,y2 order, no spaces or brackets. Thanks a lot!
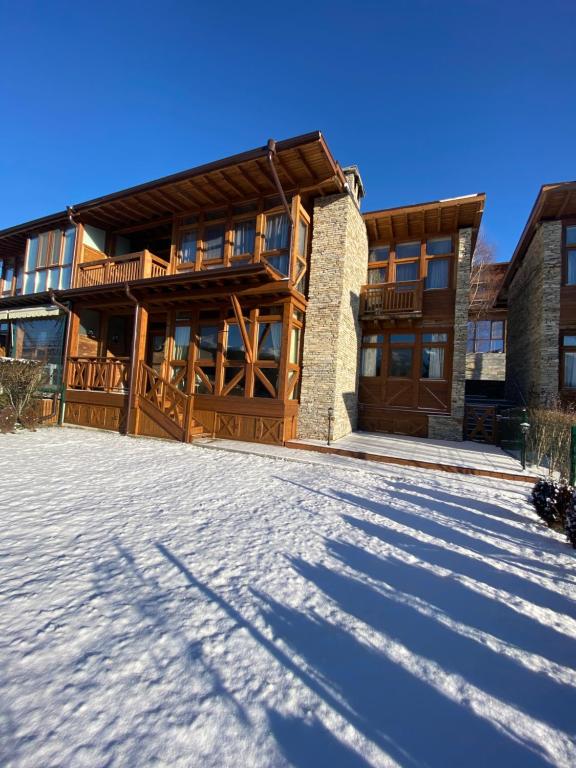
180,230,197,264
23,227,75,294
467,320,505,353
389,348,413,377
233,219,256,261
396,262,419,282
562,334,576,388
263,213,290,276
421,347,445,379
203,224,225,263
10,316,66,389
426,237,452,255
361,347,382,377
425,258,449,289
566,226,576,285
396,242,420,259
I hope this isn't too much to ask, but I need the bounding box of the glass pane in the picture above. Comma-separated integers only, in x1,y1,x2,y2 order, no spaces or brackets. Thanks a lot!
79,309,100,339
467,321,475,341
37,233,50,268
26,236,38,271
426,237,452,255
59,265,72,290
198,325,218,361
361,347,382,376
467,339,475,353
50,230,62,265
396,262,419,282
23,272,36,294
565,352,576,388
491,321,504,339
36,270,47,292
195,367,215,394
257,322,282,362
476,321,491,339
173,325,191,360
233,219,256,256
563,335,576,347
264,253,289,276
566,226,576,245
204,224,225,261
297,220,308,258
390,333,415,343
3,260,14,290
389,348,413,377
264,213,289,251
568,251,576,285
224,366,245,396
180,230,197,263
225,324,247,361
254,368,278,398
63,227,76,265
362,334,384,344
490,339,504,352
396,241,420,259
369,246,389,263
367,267,387,284
288,370,300,400
46,269,59,291
421,347,445,379
476,340,490,353
290,327,300,364
423,333,448,342
425,258,449,289
10,316,66,389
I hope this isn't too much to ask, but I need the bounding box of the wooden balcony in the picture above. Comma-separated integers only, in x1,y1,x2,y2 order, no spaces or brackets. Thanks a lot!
360,280,423,319
75,248,169,289
68,357,130,392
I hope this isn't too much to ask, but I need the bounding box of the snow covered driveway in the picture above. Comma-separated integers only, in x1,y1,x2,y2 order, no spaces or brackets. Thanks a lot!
2,428,576,768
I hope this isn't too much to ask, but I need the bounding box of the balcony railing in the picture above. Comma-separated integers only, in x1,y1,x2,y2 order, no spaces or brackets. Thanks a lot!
360,280,423,318
75,249,170,289
67,357,130,392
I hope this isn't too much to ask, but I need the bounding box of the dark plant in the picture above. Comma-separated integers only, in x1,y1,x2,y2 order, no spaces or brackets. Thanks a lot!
565,502,576,549
0,358,46,427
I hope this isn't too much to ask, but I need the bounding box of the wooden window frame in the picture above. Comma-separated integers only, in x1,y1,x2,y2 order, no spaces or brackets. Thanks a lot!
366,235,454,289
560,332,576,390
23,227,74,294
467,319,505,353
563,221,576,286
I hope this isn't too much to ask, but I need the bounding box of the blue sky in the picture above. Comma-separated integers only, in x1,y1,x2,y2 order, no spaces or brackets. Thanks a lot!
1,0,575,260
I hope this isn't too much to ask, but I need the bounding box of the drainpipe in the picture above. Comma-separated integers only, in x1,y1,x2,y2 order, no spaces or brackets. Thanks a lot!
125,284,140,435
49,290,72,425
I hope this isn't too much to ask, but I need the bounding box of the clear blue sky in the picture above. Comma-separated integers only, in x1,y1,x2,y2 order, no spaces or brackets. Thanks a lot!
1,0,575,261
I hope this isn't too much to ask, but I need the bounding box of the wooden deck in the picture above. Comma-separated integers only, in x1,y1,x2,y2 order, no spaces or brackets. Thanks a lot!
285,431,536,482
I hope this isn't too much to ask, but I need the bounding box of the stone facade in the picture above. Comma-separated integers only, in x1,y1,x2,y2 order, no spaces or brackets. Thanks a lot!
298,188,368,440
466,352,506,381
428,227,472,441
505,221,562,405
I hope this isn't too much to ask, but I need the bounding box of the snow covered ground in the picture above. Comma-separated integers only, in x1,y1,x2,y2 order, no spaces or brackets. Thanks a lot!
2,427,576,768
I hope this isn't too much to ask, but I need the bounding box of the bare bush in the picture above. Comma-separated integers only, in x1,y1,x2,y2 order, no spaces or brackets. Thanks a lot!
527,399,576,480
0,358,47,428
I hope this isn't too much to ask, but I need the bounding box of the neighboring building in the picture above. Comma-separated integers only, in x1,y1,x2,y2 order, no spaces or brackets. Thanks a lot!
0,132,484,444
466,261,508,385
497,181,576,406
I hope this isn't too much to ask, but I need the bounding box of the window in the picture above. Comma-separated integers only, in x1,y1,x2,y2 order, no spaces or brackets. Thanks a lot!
565,226,576,285
425,258,449,289
369,246,389,263
233,219,256,262
367,245,389,284
294,218,309,292
562,334,576,389
203,224,225,264
422,347,445,379
1,258,17,297
389,348,413,377
194,324,219,395
180,230,198,264
23,227,75,294
396,242,420,259
396,262,419,282
467,320,505,353
368,267,387,284
361,347,382,376
263,213,290,276
426,237,452,255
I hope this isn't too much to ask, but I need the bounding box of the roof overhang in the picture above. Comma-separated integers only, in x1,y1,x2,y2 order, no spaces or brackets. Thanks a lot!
0,132,346,257
497,181,576,304
363,193,486,247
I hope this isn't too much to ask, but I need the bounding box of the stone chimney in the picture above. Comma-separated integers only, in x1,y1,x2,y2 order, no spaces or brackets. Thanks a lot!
342,165,365,206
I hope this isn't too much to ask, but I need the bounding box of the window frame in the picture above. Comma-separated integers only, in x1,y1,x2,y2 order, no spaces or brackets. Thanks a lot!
467,318,506,353
560,332,576,390
366,235,454,289
563,222,576,286
23,226,75,295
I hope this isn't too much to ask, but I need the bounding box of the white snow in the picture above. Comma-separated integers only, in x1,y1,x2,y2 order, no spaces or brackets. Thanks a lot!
1,427,576,768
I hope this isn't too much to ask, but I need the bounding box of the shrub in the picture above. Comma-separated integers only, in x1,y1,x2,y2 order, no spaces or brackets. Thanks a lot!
0,358,47,428
0,406,16,434
531,479,572,531
566,502,576,549
527,399,576,480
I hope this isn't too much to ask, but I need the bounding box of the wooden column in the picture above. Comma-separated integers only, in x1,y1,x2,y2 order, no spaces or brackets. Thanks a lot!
127,304,149,435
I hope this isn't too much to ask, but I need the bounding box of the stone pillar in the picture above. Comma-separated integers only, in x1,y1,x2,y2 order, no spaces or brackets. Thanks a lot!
428,227,472,441
505,221,561,405
298,184,368,441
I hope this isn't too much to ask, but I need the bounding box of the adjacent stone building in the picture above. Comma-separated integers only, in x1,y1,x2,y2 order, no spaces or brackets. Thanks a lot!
497,182,576,406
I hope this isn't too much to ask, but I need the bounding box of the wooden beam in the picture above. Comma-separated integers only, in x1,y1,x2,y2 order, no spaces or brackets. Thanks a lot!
230,294,254,363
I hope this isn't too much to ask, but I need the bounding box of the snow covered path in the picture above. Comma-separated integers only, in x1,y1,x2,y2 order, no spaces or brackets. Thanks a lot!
1,428,576,768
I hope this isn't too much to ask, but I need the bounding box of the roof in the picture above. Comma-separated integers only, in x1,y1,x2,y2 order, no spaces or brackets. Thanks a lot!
498,181,576,301
363,193,485,244
0,131,346,258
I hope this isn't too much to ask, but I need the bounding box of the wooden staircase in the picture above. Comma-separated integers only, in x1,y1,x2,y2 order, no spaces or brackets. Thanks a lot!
137,362,204,441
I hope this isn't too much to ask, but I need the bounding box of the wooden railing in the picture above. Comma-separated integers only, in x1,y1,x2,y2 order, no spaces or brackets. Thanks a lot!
75,249,169,288
360,280,423,317
138,362,189,430
68,357,130,392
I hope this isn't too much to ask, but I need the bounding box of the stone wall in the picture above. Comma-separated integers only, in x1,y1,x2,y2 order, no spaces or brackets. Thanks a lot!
466,352,506,381
298,191,368,440
428,227,472,441
505,221,561,405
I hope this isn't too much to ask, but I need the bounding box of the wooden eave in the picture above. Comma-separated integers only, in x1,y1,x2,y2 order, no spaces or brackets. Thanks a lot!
363,194,486,245
0,211,68,260
497,181,576,304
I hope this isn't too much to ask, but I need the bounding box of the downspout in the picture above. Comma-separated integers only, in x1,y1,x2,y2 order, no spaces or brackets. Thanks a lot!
125,284,140,436
49,290,72,425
